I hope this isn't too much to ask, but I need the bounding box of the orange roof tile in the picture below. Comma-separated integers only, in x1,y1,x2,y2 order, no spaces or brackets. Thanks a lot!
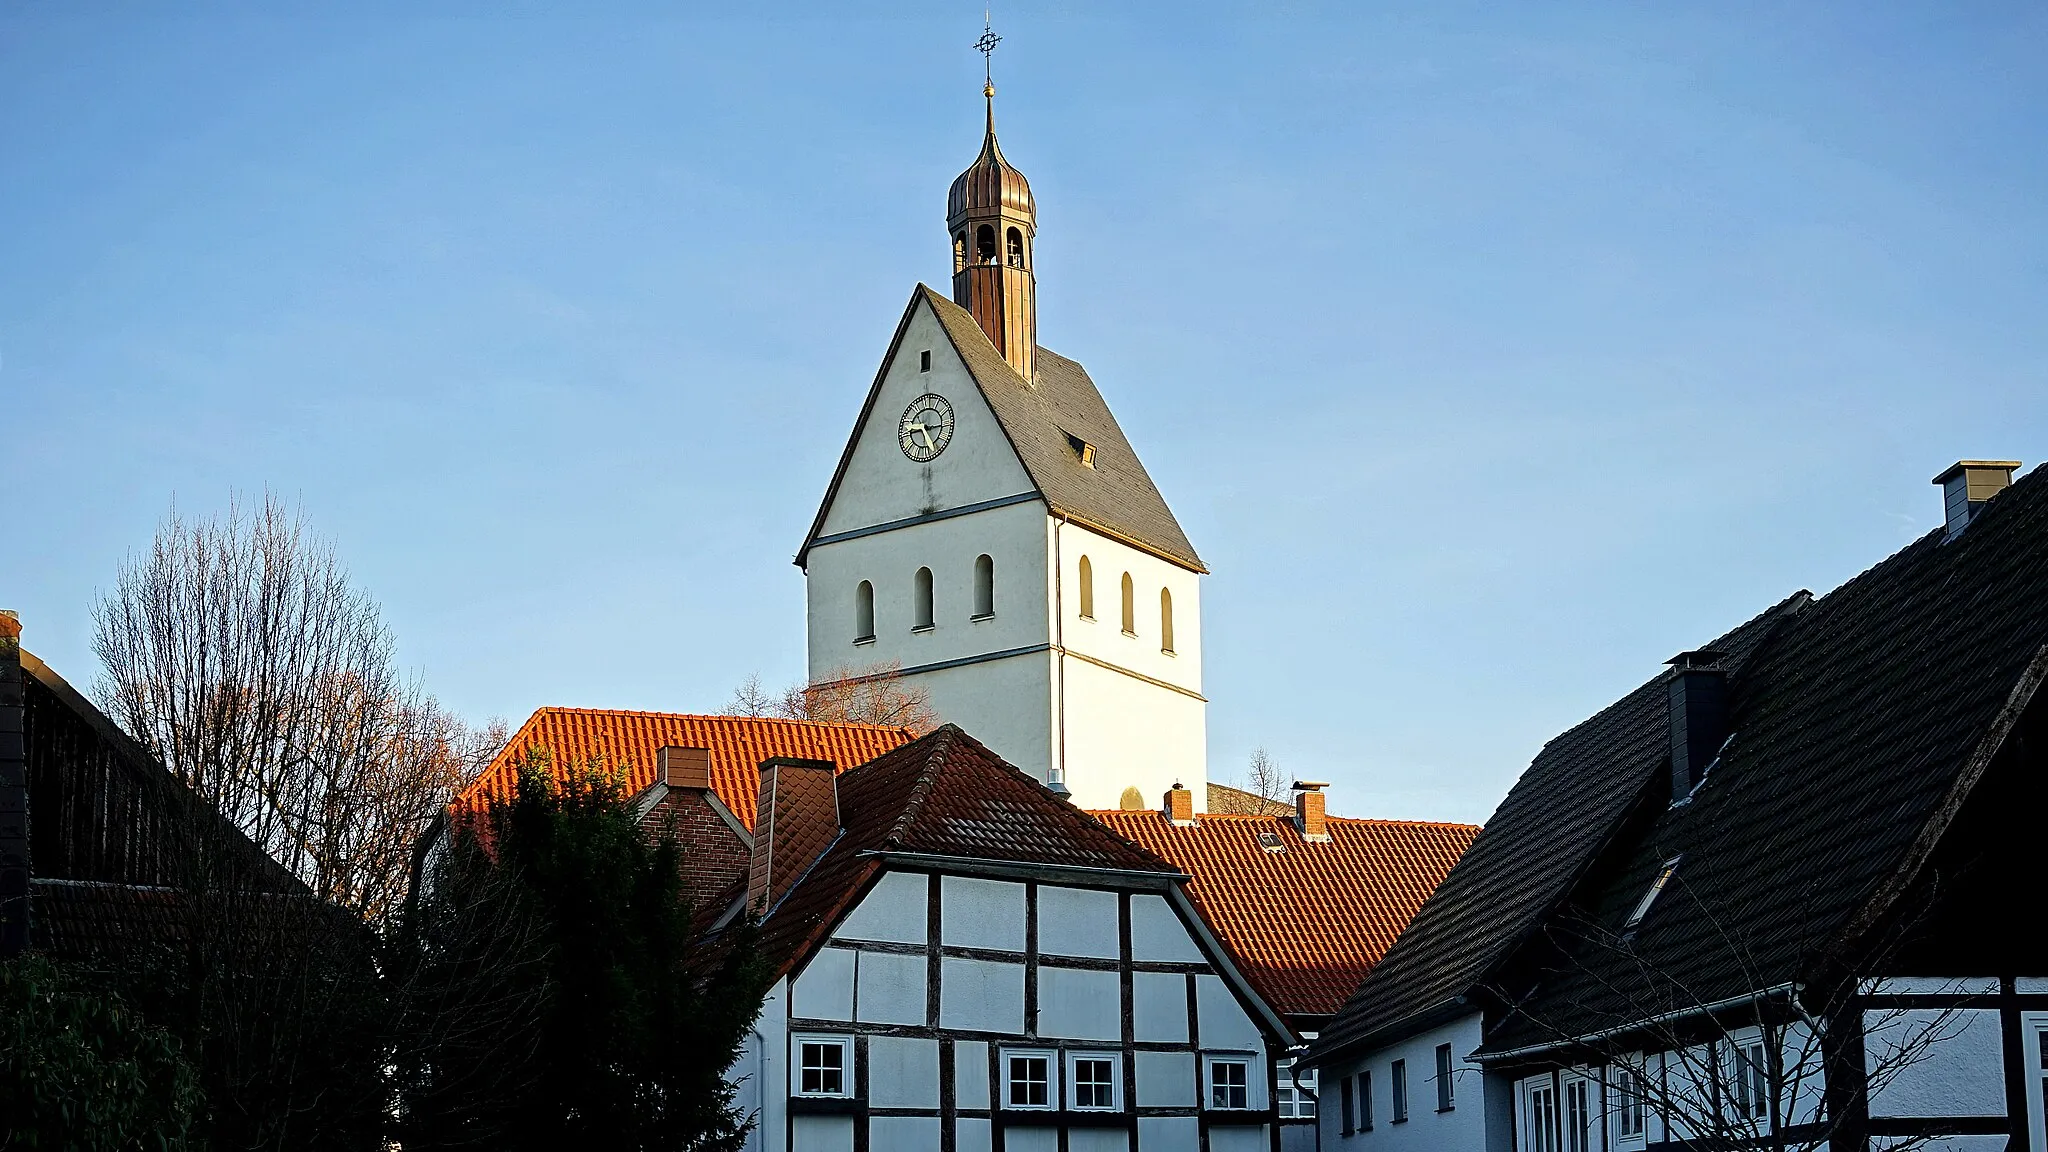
1090,810,1478,1022
457,708,914,829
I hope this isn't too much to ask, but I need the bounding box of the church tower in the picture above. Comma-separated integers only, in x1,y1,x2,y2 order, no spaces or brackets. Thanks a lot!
948,86,1037,382
796,59,1208,812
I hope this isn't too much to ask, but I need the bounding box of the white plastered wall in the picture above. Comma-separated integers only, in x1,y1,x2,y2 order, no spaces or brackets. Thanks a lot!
1321,1012,1493,1152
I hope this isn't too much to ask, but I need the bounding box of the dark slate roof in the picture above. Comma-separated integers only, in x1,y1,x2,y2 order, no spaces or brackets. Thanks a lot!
797,285,1205,573
1306,594,1809,1063
1481,464,2048,1054
751,724,1181,977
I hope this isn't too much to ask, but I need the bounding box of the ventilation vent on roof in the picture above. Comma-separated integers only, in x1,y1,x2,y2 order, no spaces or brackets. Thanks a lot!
1066,433,1096,468
1933,460,2020,540
1623,855,1682,934
1257,831,1286,853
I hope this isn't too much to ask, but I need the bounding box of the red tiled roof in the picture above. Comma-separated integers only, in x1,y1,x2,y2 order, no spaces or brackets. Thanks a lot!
754,726,1180,978
456,708,913,828
1090,810,1479,1021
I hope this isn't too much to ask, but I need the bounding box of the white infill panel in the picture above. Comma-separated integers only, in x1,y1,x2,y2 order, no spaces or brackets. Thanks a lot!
1865,1008,2007,1118
867,1116,941,1152
939,957,1026,1033
834,871,930,944
855,951,928,1026
1129,894,1204,963
1132,971,1189,1043
954,1041,991,1109
1138,1116,1199,1152
791,947,855,1021
792,1115,853,1152
941,876,1026,952
1208,1126,1269,1152
1069,1129,1131,1152
955,1118,993,1152
1134,1051,1197,1107
1195,973,1261,1050
1038,886,1119,958
868,1036,940,1109
1005,1128,1057,1152
1036,966,1122,1041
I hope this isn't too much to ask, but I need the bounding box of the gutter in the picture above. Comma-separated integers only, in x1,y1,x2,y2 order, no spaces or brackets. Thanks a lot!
1474,981,1800,1064
1301,994,1471,1070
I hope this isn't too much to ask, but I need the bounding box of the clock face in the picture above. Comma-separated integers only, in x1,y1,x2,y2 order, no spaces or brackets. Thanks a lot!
898,393,956,462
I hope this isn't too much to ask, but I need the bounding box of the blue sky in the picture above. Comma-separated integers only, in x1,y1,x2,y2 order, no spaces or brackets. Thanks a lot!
5,3,2044,824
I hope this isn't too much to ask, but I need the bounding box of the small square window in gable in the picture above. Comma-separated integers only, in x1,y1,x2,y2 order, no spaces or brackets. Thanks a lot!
920,349,932,372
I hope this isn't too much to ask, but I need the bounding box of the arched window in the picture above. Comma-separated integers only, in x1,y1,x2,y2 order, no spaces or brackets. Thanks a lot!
976,224,997,263
855,580,875,642
1006,227,1025,268
1160,588,1175,654
913,567,935,631
973,554,995,618
1077,556,1094,620
953,231,967,273
1120,572,1136,635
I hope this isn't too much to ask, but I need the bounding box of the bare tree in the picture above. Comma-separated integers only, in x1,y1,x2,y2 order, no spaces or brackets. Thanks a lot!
724,660,936,734
1210,746,1291,815
92,493,500,927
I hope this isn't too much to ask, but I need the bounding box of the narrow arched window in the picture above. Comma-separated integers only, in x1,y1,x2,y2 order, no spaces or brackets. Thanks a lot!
855,580,875,642
1006,227,1025,268
973,554,995,618
976,224,997,263
1160,588,1175,654
1077,556,1095,620
913,567,934,631
1120,572,1136,635
953,231,967,273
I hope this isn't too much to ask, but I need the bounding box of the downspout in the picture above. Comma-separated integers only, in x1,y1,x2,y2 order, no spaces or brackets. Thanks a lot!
1051,513,1070,797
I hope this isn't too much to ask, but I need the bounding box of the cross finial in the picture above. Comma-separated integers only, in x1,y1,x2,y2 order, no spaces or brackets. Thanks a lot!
975,12,1001,95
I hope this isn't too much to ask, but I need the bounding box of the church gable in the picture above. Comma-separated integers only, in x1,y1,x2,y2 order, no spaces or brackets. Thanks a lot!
806,289,1039,547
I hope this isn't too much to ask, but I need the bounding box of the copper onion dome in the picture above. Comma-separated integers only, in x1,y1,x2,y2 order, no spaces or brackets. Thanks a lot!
948,87,1035,225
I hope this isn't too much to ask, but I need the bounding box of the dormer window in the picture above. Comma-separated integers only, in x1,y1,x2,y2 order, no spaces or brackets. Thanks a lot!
1066,433,1095,468
1257,831,1285,853
1624,856,1682,931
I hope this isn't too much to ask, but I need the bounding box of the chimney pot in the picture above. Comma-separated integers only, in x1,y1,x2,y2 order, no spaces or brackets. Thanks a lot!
1933,460,2021,539
1293,781,1330,842
1164,782,1195,827
1666,650,1730,801
658,746,711,790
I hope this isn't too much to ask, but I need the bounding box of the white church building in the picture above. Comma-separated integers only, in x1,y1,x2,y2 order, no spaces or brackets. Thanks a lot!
795,89,1209,814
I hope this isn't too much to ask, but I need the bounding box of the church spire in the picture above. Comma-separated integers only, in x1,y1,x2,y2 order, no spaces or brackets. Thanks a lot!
948,21,1037,381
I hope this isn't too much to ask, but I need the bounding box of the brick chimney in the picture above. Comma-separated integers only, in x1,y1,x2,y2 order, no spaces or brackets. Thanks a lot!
1,611,31,958
1934,460,2021,540
1163,782,1196,827
747,757,840,915
1293,780,1330,842
658,745,711,790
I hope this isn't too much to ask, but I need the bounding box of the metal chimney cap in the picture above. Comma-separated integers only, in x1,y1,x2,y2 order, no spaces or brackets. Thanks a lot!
1932,460,2021,486
1666,649,1727,670
1290,780,1330,792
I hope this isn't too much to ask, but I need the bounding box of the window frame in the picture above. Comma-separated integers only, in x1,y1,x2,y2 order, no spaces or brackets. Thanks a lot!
853,580,875,644
1205,1055,1252,1111
1519,1072,1560,1152
1339,1072,1356,1135
1276,1057,1317,1120
1724,1028,1771,1128
1390,1057,1409,1122
1434,1042,1455,1112
919,348,932,372
1561,1072,1595,1152
1624,855,1683,931
1609,1057,1649,1150
912,566,935,632
1065,1050,1121,1112
793,1034,852,1099
1361,1068,1375,1131
1120,572,1136,636
972,554,995,620
1076,555,1095,620
2023,1013,2048,1152
1001,1048,1057,1111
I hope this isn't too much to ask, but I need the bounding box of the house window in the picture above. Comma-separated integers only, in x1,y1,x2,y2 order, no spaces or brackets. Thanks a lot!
1624,856,1682,930
1522,1075,1560,1152
1159,588,1175,654
1120,572,1135,635
854,580,875,643
2024,1014,2048,1152
1068,1052,1119,1110
1727,1034,1770,1123
913,566,935,631
972,554,995,619
1435,1042,1454,1111
795,1036,849,1097
1277,1059,1317,1119
1005,1050,1054,1109
1361,1069,1374,1130
920,348,932,372
1610,1062,1648,1147
1207,1057,1250,1110
1339,1073,1356,1134
1563,1076,1593,1152
1390,1058,1408,1121
1077,556,1094,619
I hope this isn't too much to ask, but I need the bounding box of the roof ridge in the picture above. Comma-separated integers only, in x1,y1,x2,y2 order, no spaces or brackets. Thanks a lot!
879,726,959,849
529,705,909,734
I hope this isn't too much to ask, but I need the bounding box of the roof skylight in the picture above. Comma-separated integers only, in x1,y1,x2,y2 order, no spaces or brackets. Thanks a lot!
1624,856,1683,931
